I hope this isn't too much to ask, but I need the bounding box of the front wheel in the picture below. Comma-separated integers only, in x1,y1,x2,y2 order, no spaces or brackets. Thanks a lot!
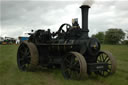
96,50,116,77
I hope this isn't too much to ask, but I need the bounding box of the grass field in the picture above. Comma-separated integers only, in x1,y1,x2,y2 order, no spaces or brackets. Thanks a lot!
0,45,128,85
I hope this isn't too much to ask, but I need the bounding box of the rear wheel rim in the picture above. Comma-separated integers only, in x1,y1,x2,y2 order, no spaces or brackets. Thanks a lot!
62,52,87,79
17,43,31,71
17,41,39,71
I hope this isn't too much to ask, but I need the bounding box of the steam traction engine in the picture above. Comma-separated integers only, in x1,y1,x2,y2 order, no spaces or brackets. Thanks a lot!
17,5,116,79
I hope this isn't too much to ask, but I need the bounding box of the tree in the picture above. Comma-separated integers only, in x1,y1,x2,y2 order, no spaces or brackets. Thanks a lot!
122,40,128,45
104,28,125,44
92,32,105,44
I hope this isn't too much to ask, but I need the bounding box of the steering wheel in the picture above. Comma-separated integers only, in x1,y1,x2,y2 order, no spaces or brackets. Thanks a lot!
57,23,72,34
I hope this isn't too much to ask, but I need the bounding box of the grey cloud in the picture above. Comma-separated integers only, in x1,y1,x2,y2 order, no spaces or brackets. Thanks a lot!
1,1,80,27
88,0,128,35
0,0,128,38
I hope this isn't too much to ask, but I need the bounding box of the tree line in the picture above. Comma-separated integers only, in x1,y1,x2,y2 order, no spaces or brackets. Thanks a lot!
92,28,128,45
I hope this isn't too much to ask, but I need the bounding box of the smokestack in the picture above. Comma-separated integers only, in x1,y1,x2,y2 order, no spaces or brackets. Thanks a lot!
80,5,90,36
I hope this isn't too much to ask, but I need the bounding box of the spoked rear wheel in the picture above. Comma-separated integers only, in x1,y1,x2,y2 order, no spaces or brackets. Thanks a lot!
61,52,87,80
17,41,39,71
96,50,116,77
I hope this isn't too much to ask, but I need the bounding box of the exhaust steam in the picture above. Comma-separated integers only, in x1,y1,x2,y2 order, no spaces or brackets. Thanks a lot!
82,0,94,7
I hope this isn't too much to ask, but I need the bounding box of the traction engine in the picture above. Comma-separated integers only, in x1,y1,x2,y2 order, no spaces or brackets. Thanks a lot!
17,4,116,79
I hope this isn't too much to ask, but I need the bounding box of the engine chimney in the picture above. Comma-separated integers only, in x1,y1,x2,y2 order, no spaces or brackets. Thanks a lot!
80,5,90,37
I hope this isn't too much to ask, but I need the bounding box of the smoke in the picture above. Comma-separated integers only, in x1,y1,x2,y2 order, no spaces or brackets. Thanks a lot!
82,0,95,7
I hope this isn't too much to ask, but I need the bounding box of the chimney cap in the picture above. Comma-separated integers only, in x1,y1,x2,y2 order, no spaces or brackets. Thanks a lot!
80,5,90,8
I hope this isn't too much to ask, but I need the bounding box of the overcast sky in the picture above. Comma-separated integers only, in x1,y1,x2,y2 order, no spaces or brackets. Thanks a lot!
0,0,128,38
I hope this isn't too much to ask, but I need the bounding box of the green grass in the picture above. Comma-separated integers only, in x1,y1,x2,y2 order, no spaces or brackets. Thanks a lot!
0,45,128,85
